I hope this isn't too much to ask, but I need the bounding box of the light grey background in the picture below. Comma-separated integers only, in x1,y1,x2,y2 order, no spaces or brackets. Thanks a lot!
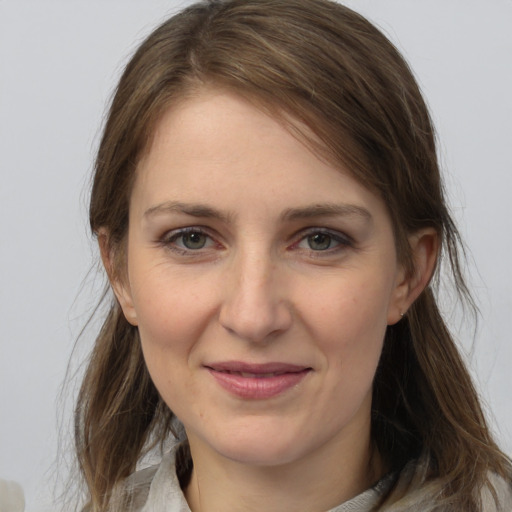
1,1,511,510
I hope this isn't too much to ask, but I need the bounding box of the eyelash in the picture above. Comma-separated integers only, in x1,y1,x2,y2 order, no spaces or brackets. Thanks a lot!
159,227,353,257
160,227,220,256
291,228,353,256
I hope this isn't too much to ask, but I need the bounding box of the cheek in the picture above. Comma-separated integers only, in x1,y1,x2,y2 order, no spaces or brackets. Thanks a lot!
129,269,218,394
131,277,212,412
301,274,392,372
130,263,212,343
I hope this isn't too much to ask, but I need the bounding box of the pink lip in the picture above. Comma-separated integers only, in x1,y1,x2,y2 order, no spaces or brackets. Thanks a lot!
205,361,312,399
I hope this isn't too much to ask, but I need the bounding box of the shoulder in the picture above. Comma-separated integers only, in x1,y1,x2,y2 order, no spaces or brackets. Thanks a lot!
481,472,512,511
110,444,190,512
379,460,512,511
120,462,160,510
107,461,160,512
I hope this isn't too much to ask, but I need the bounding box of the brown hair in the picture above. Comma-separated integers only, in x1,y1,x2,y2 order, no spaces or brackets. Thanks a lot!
76,0,510,510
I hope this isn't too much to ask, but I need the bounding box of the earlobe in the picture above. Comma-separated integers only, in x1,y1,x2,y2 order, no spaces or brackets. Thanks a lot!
97,229,138,326
388,228,439,325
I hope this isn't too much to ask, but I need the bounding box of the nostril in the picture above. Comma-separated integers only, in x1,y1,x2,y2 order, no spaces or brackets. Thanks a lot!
219,300,292,343
218,260,293,342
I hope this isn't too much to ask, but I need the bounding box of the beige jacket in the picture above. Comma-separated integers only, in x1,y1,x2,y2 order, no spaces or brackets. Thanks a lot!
114,445,512,512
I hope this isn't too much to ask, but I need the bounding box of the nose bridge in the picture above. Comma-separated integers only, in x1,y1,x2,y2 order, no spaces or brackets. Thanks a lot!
219,242,291,342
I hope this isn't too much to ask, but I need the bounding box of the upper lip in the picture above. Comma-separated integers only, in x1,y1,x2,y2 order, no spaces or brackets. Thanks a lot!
205,361,311,375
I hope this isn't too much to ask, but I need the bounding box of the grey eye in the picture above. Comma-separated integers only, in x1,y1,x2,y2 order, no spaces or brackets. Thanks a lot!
307,233,333,250
181,232,208,249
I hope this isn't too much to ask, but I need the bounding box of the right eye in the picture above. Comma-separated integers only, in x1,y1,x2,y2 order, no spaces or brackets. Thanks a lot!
176,231,209,250
161,227,218,254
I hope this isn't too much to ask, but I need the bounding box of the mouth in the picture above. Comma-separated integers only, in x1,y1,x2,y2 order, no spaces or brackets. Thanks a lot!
204,362,312,399
217,371,292,378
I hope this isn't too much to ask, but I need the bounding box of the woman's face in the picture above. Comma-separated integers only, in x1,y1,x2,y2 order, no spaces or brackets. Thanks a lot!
114,88,410,468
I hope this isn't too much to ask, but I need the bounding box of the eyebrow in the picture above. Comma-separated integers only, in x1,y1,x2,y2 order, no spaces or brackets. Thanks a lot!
143,200,372,223
144,201,233,223
280,203,372,223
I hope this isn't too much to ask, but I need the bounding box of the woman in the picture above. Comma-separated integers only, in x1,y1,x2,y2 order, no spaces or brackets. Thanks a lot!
75,0,512,510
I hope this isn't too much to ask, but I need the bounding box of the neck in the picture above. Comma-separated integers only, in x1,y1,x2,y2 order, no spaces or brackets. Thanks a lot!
184,425,382,512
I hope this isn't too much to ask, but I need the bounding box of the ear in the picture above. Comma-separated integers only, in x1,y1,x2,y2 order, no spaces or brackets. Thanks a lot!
97,229,138,326
387,228,439,325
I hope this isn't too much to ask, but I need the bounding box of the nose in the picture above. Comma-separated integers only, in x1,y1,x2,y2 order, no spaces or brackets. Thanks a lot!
218,250,293,344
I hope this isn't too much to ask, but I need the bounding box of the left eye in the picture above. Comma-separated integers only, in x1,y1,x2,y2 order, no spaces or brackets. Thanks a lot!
305,233,335,250
295,231,350,252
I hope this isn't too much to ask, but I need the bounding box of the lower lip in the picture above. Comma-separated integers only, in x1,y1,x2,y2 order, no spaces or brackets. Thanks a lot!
207,369,310,399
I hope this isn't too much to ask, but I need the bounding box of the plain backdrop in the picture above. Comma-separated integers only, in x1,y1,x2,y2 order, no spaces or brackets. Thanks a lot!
1,1,511,510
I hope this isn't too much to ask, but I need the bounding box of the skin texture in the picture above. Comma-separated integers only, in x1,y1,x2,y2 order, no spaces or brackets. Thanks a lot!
106,88,436,512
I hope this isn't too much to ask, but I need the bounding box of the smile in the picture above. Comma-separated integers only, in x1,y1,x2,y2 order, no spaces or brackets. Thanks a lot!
205,362,312,399
220,371,288,378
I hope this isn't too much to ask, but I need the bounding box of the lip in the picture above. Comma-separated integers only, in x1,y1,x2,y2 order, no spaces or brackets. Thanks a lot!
205,361,312,399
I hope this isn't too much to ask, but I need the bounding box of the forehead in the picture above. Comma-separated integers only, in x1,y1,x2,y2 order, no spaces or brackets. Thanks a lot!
132,88,389,224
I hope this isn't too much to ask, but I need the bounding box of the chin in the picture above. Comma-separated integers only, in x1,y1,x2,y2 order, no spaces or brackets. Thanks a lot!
217,440,302,467
189,421,306,468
